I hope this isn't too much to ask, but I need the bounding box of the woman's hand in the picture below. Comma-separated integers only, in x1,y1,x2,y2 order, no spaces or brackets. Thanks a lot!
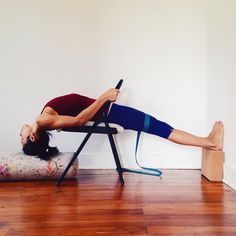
99,88,120,102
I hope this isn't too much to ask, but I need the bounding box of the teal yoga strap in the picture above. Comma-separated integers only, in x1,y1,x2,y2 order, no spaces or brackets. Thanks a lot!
122,113,163,177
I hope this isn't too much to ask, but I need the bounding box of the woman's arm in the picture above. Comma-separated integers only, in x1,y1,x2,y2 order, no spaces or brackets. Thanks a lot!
76,88,119,124
36,88,119,130
36,114,80,130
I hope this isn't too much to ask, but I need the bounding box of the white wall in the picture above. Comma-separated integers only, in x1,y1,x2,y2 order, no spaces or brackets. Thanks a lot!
0,0,207,169
207,0,236,189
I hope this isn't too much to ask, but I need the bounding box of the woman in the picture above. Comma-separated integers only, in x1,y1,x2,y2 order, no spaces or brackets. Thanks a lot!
20,88,224,160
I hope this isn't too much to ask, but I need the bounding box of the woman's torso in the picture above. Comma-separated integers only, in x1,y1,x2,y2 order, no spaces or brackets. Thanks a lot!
42,93,96,116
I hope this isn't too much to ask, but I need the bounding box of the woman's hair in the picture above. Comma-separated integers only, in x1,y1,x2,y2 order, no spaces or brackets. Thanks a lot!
22,131,59,160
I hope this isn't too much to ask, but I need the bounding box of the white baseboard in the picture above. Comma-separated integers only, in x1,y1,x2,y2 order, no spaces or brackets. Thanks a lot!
223,164,236,190
78,151,201,169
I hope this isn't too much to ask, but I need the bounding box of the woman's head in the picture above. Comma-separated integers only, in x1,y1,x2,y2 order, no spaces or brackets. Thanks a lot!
20,124,39,145
21,129,59,160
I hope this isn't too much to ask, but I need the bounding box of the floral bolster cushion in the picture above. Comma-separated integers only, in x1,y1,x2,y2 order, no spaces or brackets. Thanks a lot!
0,152,78,181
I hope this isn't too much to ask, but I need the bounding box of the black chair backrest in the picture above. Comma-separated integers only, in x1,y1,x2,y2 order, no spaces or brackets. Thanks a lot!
100,79,123,119
115,79,123,89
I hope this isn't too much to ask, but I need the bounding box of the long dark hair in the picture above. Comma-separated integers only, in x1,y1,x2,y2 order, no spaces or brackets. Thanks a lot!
23,131,59,160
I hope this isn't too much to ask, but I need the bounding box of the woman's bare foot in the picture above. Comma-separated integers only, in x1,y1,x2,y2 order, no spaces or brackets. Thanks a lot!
208,121,224,151
208,121,218,139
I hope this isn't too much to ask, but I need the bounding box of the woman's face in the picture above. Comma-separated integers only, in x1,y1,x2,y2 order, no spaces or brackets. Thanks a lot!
20,124,36,146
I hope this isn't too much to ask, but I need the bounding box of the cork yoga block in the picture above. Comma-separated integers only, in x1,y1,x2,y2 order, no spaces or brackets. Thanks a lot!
201,148,224,182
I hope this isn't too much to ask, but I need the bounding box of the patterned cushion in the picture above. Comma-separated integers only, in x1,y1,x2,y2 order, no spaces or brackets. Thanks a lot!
0,152,78,181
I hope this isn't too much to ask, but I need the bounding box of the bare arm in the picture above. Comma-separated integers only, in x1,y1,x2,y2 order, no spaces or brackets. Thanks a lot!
36,88,119,130
76,88,119,124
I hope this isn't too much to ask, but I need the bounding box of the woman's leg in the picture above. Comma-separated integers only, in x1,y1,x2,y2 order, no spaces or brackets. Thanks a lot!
108,104,224,151
168,121,224,150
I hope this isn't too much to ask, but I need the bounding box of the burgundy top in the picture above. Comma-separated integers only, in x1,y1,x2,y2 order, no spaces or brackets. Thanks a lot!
42,93,107,121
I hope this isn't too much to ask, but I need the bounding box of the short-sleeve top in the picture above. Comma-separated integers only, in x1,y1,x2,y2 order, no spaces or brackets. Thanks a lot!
42,93,108,121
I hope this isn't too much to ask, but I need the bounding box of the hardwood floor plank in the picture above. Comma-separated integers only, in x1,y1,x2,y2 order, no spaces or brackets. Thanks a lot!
148,226,236,235
0,170,235,235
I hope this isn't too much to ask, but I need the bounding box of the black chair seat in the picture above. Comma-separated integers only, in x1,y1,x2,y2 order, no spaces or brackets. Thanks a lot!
63,126,118,134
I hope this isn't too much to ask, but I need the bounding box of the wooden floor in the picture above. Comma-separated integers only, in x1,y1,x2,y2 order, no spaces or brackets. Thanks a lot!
0,170,236,236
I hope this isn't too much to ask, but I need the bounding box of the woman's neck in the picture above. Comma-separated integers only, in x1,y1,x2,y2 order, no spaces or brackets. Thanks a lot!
31,122,40,134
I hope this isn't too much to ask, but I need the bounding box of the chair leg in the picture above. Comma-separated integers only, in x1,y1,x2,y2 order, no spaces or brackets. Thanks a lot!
57,126,96,186
103,116,125,186
107,133,125,186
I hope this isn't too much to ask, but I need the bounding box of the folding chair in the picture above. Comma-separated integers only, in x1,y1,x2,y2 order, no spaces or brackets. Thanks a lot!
57,80,125,186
